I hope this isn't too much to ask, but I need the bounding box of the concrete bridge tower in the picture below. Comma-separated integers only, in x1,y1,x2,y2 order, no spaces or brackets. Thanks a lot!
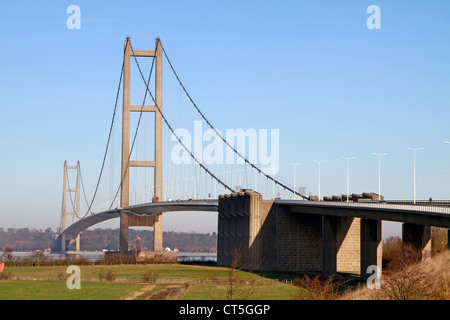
60,161,81,251
119,37,163,252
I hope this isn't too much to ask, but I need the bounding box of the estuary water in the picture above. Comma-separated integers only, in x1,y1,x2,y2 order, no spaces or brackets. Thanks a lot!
5,252,217,263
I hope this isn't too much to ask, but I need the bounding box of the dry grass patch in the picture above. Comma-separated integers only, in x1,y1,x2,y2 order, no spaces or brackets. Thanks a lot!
343,249,450,300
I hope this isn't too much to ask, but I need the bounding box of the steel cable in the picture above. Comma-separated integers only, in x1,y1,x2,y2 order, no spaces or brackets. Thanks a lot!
160,42,308,200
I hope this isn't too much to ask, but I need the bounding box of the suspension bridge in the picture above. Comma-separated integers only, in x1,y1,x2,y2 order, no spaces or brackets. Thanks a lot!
54,36,307,252
54,37,450,280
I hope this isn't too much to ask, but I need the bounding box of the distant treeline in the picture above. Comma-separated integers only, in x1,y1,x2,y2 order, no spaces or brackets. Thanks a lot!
0,228,217,252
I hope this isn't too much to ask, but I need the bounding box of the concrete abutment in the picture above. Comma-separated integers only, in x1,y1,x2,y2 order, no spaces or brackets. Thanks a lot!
217,191,384,281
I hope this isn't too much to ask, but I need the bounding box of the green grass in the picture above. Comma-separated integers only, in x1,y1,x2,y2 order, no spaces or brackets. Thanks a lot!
181,284,298,300
0,280,144,300
1,264,300,300
5,264,263,282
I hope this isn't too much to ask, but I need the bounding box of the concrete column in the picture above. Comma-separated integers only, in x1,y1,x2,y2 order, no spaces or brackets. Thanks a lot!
402,223,431,260
153,214,163,252
248,191,262,270
217,195,225,266
336,217,360,273
121,39,131,209
154,38,163,202
236,192,244,254
119,211,129,252
360,219,383,281
230,193,237,256
153,39,164,252
448,229,450,250
322,215,337,276
223,194,231,266
75,162,81,251
61,234,66,251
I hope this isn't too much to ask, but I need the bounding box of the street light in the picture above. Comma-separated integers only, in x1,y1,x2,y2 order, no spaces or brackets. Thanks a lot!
406,147,423,204
372,153,387,201
341,157,355,202
289,162,301,200
313,160,326,201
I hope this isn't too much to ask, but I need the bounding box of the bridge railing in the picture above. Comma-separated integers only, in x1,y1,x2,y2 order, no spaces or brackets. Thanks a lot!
280,200,450,215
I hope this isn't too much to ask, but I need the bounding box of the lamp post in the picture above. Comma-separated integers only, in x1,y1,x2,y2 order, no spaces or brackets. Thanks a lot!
289,162,301,200
406,147,423,204
313,160,326,201
372,153,387,201
341,157,355,202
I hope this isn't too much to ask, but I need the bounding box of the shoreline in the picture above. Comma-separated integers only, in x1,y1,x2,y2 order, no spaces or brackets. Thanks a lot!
7,251,217,255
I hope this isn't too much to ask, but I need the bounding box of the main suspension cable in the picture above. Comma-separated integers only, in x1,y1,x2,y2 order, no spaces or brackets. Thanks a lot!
81,39,128,218
160,42,308,200
129,40,235,194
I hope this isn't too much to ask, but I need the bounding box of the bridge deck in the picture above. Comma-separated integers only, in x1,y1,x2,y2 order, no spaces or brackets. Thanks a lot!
61,200,218,237
59,199,450,240
276,200,450,228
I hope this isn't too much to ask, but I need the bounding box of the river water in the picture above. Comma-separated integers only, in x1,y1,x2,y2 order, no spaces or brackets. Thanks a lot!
4,252,217,263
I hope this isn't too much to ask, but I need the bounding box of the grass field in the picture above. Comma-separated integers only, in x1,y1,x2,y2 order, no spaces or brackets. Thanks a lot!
0,280,144,300
180,283,298,300
0,264,300,300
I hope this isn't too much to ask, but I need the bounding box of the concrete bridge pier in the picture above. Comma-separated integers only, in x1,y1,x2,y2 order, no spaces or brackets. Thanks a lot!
402,223,431,260
119,210,163,252
360,219,383,281
217,191,450,282
321,216,337,276
321,216,361,276
217,190,268,270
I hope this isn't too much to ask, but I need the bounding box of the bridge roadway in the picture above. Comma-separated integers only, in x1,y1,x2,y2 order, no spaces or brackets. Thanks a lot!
60,198,450,240
61,200,219,238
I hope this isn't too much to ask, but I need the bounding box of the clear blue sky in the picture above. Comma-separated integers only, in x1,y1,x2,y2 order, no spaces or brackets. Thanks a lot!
0,1,449,237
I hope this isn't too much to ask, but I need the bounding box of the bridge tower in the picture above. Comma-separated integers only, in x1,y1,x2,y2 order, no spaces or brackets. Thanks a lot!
119,37,163,252
60,161,81,251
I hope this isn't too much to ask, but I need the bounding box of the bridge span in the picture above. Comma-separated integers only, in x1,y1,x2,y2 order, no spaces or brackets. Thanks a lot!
217,190,450,281
276,200,450,228
53,200,219,251
56,193,449,281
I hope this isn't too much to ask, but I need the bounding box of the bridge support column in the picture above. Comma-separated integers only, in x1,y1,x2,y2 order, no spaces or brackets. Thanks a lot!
153,214,163,252
360,219,383,282
322,216,337,276
217,190,270,271
448,229,450,250
119,211,130,252
322,216,360,276
402,223,431,261
119,210,162,252
61,234,66,252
